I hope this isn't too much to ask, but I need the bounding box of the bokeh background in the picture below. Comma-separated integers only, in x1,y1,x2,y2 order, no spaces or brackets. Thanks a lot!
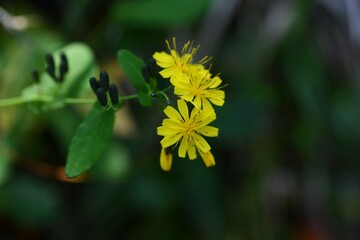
0,0,359,239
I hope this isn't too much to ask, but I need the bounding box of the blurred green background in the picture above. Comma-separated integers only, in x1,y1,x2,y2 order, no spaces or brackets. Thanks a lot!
0,0,359,239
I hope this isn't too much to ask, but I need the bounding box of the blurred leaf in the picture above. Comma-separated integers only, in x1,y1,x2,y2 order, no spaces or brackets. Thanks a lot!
90,141,130,181
0,143,11,186
117,49,152,106
2,177,60,227
111,0,211,28
66,103,115,178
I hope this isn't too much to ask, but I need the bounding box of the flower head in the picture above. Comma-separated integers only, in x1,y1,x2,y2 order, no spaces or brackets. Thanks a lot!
171,66,225,110
152,37,209,80
157,99,218,169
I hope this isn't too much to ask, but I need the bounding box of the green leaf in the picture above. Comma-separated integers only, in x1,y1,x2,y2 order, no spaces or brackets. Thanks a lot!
111,0,211,28
65,103,115,178
117,49,152,106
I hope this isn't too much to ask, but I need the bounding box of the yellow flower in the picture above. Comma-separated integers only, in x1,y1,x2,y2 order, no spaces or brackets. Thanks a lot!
157,99,218,168
152,37,209,79
171,66,225,110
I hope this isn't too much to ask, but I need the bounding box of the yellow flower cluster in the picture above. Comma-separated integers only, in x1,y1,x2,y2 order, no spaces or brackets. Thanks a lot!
153,38,225,171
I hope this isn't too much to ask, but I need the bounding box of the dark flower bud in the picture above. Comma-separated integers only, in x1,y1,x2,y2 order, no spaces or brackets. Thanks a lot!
99,71,109,91
31,69,39,83
45,53,56,80
60,52,68,72
45,53,55,69
141,65,150,83
89,77,99,93
109,83,119,105
96,88,108,106
59,52,68,79
45,65,56,80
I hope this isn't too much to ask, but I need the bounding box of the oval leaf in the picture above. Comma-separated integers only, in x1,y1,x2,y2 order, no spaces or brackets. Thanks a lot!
117,49,152,106
65,103,115,178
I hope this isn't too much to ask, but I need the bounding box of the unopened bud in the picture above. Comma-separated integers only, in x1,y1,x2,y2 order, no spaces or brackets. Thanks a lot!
89,77,99,93
99,71,109,91
109,83,119,105
96,88,107,106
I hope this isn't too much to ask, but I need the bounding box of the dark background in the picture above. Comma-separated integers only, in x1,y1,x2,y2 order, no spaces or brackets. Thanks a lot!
0,0,359,239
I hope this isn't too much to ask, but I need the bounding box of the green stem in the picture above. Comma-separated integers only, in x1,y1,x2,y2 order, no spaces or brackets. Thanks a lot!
64,98,95,104
0,95,95,108
120,94,138,100
0,97,26,107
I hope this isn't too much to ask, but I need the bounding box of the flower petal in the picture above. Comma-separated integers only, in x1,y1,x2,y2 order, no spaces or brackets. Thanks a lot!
160,67,180,79
160,134,183,148
206,89,225,106
187,137,197,160
192,107,216,128
178,134,188,158
199,150,215,167
153,52,174,68
193,96,202,110
161,119,182,130
193,133,211,153
177,99,189,122
164,106,183,123
157,126,181,136
197,126,219,137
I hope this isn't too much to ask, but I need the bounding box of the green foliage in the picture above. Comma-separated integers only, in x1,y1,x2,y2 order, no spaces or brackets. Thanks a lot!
117,49,153,106
1,177,60,227
65,103,115,178
111,0,211,28
0,145,11,186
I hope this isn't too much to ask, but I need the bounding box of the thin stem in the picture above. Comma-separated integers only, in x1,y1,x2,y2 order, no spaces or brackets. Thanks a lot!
64,98,95,104
120,94,139,100
0,97,26,107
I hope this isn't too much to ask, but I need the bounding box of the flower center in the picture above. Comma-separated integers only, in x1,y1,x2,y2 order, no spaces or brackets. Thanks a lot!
182,121,194,135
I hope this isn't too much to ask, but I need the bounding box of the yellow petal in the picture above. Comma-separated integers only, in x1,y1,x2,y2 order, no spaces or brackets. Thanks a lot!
208,76,222,88
178,134,188,158
153,52,174,68
187,138,197,160
193,133,211,153
161,119,182,129
174,87,191,96
199,150,215,167
192,107,216,128
206,90,225,106
160,147,172,171
197,126,219,137
180,94,194,102
160,67,180,78
164,106,183,123
157,126,181,136
160,134,183,148
193,96,202,110
202,98,213,109
177,99,189,121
